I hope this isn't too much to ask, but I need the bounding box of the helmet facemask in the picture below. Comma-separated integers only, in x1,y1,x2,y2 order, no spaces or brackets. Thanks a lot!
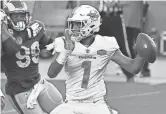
67,5,101,42
4,1,31,31
8,11,30,31
67,20,86,42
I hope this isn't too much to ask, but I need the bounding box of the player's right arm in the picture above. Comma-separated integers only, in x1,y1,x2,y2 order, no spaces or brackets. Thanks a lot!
47,29,74,78
47,52,64,78
1,22,21,55
1,10,21,55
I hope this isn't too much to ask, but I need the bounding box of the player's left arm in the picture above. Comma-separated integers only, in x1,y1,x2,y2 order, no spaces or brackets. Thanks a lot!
111,50,145,74
111,33,156,74
107,36,145,74
32,20,54,50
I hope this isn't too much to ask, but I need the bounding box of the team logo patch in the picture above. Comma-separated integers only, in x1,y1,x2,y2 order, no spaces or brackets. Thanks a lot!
87,10,99,21
97,49,107,55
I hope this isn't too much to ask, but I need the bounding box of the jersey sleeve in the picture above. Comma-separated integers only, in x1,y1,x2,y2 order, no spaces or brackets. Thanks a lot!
29,20,45,38
105,36,119,57
31,20,54,49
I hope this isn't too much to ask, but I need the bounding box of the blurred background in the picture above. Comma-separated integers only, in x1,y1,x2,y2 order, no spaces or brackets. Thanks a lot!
28,1,166,57
21,1,166,57
1,0,166,77
1,0,166,56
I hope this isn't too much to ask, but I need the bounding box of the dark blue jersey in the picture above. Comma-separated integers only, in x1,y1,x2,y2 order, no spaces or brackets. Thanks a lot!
2,20,50,95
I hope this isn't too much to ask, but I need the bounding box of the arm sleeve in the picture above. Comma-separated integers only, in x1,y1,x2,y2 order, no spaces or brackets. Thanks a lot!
31,20,54,49
106,36,120,57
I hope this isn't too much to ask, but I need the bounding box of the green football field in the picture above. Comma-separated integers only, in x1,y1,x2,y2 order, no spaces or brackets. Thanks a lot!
1,79,166,114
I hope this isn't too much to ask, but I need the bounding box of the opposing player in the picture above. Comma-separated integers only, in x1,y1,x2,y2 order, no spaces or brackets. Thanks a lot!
1,1,63,114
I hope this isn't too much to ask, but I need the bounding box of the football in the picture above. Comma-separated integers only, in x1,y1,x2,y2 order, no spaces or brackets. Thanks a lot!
136,33,157,63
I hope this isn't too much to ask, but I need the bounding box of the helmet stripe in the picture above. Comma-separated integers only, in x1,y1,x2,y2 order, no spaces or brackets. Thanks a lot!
11,1,23,8
5,1,28,12
6,3,16,12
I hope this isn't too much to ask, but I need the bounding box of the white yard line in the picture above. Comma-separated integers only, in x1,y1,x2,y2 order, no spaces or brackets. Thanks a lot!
108,91,162,100
2,91,163,114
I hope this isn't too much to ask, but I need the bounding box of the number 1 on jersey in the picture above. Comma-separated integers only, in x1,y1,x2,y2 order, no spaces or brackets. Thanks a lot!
81,61,91,89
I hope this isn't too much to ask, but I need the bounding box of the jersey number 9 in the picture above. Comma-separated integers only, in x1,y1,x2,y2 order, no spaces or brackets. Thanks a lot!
16,41,40,68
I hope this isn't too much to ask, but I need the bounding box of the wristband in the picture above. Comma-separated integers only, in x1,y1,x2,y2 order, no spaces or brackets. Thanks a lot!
56,50,72,65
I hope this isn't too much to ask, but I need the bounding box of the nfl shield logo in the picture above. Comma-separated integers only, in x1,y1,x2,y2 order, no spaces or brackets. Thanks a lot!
86,49,90,53
97,49,107,55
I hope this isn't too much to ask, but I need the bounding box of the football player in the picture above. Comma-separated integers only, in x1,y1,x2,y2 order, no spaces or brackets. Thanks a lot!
46,5,148,114
47,5,150,114
1,1,63,114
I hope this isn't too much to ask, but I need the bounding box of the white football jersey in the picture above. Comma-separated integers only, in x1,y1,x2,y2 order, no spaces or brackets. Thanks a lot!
54,34,119,101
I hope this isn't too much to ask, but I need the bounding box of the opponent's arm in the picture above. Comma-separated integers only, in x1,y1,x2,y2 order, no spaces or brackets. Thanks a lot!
34,20,55,50
47,29,74,78
111,50,145,74
1,22,22,55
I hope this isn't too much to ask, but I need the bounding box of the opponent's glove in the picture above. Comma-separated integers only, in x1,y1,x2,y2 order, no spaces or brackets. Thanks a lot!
27,22,42,38
46,29,74,64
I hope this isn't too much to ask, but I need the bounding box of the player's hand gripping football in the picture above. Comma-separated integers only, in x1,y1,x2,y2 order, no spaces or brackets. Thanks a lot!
63,29,75,51
135,33,157,63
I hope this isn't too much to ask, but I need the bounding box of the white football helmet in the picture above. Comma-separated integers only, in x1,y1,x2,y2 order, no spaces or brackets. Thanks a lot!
67,5,101,42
